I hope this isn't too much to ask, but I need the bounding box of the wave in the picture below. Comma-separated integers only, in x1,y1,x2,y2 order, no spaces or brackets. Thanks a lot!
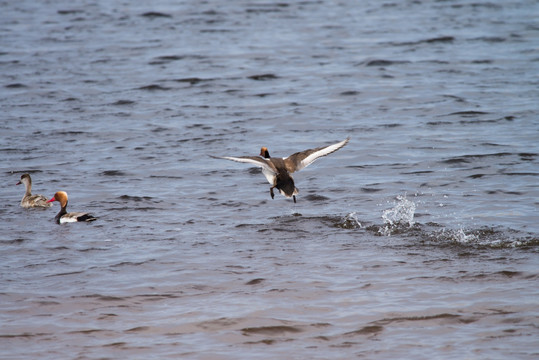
368,195,537,249
257,195,538,250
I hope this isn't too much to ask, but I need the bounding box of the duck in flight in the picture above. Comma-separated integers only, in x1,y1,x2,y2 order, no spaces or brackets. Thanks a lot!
211,138,349,203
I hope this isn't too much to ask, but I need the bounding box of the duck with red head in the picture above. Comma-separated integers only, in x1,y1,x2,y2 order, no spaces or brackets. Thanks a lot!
16,173,52,208
211,138,349,203
47,191,97,224
260,147,270,158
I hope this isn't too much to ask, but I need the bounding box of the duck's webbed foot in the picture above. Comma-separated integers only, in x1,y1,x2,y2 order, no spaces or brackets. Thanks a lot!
270,186,275,199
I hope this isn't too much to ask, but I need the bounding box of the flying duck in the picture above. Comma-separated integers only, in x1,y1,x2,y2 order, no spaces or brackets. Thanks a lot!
47,191,97,224
211,138,349,203
16,173,52,208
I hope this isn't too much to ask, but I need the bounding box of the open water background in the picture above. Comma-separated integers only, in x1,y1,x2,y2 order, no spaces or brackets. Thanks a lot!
1,0,538,359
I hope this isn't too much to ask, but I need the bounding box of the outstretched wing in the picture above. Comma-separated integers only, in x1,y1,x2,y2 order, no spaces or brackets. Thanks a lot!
210,155,278,185
210,155,278,174
284,138,349,173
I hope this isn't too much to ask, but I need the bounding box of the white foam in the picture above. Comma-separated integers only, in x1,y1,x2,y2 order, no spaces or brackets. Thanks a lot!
380,194,416,236
341,212,361,229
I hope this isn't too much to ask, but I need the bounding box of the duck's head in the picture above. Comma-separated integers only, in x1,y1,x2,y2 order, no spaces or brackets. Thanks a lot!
260,147,270,158
16,173,31,186
47,191,68,207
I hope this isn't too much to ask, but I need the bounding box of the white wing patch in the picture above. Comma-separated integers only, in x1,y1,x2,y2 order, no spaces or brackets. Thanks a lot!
261,168,277,185
211,155,277,185
213,156,277,175
219,156,266,166
295,138,349,171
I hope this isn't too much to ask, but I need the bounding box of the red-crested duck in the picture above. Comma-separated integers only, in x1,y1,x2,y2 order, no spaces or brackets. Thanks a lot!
211,138,349,203
47,191,97,224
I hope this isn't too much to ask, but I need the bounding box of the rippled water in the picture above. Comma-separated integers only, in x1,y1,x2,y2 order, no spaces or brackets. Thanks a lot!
1,0,538,358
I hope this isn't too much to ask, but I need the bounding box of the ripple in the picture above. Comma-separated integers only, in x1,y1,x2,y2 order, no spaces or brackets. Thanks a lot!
241,325,302,336
245,278,265,285
138,84,171,91
111,100,135,106
390,36,455,46
140,12,172,18
247,74,279,81
344,325,384,336
101,170,128,176
363,59,409,67
5,83,27,88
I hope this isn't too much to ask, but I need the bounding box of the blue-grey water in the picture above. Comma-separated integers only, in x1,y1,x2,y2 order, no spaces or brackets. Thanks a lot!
1,0,538,359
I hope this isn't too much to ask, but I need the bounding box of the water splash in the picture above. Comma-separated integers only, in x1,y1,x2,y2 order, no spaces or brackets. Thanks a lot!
339,212,362,229
428,227,537,248
436,228,479,244
380,195,416,236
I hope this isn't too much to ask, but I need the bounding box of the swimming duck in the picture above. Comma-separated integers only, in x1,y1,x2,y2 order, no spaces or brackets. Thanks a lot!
47,191,97,224
16,173,52,208
211,138,349,203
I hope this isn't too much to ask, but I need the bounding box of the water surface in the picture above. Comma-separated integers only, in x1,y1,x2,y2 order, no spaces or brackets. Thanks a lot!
1,0,538,358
